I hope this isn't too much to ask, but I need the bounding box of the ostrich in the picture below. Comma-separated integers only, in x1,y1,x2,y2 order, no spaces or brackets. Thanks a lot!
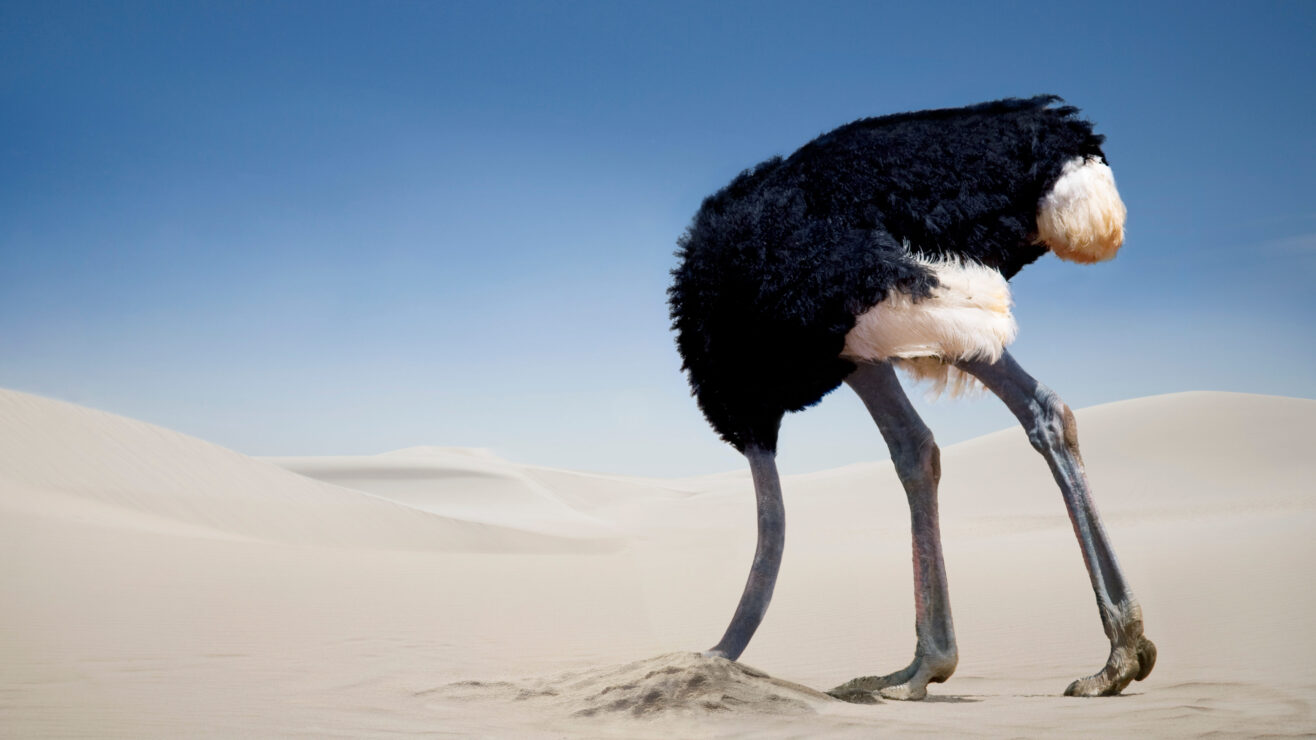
668,96,1156,700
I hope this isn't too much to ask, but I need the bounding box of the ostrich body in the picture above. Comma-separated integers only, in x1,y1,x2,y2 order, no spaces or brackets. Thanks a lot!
668,96,1155,700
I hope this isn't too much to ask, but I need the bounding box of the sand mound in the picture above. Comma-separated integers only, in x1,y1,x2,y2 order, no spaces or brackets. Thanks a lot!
433,653,832,720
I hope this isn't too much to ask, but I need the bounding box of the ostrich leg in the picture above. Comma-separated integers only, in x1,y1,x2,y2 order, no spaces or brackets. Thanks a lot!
828,360,958,702
957,350,1156,696
704,444,785,660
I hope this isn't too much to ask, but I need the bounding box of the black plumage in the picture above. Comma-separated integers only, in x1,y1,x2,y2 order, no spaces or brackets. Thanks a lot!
668,96,1110,451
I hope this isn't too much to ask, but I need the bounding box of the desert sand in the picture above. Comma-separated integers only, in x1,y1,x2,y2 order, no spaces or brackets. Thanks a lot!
1,387,1313,737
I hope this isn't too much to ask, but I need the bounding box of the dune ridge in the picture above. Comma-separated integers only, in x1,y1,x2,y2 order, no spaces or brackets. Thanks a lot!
268,448,630,537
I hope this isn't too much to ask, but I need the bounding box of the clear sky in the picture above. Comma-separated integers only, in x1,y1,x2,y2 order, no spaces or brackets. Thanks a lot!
2,1,1313,476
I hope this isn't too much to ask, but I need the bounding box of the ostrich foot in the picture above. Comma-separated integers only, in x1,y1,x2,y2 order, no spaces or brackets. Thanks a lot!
1064,634,1157,697
827,651,957,703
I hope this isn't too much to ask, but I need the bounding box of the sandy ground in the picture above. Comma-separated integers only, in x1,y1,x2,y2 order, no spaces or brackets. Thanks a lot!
1,388,1313,737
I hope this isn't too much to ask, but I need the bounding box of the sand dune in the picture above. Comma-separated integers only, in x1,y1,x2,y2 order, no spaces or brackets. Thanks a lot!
0,389,616,552
268,446,619,537
1,388,1313,737
270,445,700,536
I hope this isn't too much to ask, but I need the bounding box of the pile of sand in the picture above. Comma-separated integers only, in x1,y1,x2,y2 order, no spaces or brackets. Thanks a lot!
433,652,829,718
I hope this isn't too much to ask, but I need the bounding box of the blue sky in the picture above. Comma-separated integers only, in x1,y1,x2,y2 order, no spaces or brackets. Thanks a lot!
2,1,1313,476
